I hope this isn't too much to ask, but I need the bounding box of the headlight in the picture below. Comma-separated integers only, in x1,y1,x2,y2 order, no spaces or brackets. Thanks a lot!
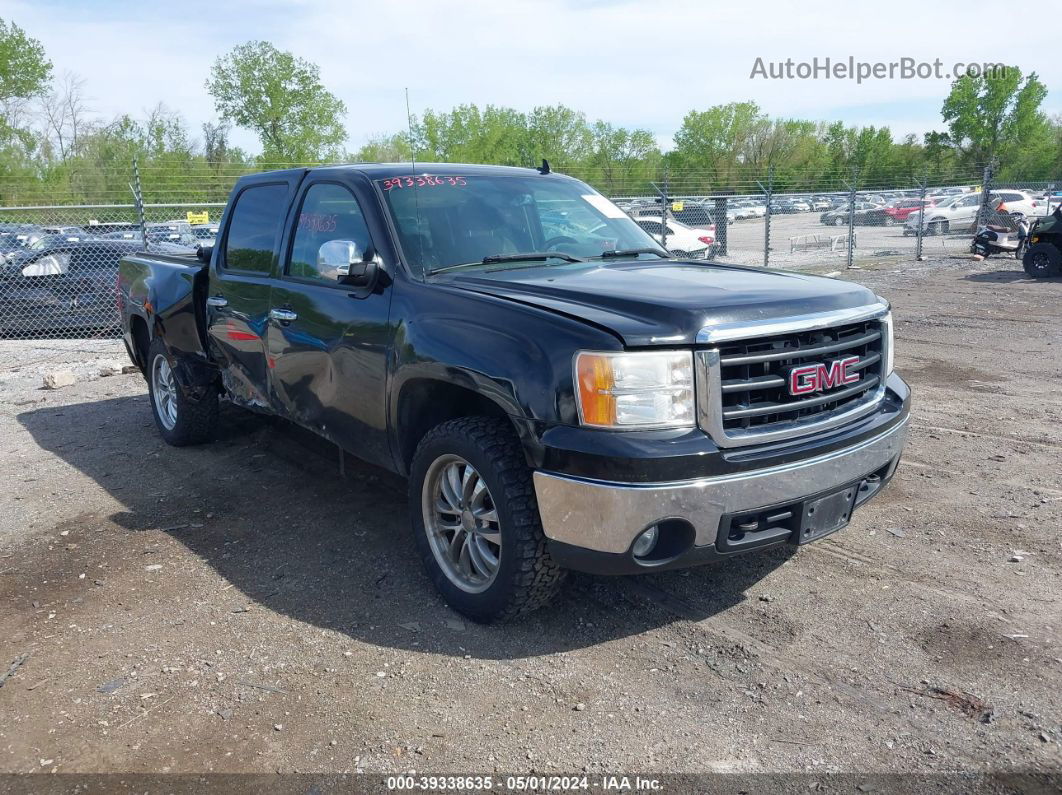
22,253,70,277
881,311,894,376
575,350,695,429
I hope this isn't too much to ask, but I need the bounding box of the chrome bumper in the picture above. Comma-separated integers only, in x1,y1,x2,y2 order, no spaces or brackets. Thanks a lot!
533,417,908,554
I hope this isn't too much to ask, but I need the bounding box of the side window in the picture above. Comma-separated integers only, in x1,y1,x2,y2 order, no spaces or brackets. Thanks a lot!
288,183,373,283
224,183,288,273
636,220,664,236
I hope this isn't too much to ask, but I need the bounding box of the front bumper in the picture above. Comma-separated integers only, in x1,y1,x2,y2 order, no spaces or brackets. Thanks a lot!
533,412,908,573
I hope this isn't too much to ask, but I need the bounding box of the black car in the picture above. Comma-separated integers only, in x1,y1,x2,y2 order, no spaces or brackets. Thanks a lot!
819,202,885,227
0,224,43,258
0,238,141,336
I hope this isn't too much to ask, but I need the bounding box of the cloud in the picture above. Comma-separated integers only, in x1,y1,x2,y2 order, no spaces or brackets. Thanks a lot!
4,0,1058,153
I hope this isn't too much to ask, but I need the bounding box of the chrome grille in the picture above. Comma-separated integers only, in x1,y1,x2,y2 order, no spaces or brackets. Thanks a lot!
696,305,890,447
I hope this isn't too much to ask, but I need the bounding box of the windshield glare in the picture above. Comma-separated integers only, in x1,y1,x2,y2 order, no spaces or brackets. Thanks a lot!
377,174,663,274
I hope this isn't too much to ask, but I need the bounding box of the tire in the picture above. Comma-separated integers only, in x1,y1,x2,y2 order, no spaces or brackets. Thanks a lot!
882,216,895,226
929,221,946,236
146,337,218,446
409,417,565,623
832,217,845,227
1023,243,1062,279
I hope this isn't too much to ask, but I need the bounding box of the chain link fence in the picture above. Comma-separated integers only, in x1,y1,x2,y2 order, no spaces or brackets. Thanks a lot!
1,160,1058,343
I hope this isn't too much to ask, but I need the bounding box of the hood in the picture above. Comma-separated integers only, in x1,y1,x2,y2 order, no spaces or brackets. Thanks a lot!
446,260,879,347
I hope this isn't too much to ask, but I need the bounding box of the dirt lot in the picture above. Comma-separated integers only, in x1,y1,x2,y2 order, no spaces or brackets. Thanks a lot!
0,252,1060,780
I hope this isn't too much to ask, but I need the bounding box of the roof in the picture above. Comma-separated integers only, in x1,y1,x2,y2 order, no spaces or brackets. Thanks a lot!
251,162,557,181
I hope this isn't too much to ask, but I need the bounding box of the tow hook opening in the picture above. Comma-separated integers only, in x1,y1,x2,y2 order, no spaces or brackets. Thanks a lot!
630,519,695,566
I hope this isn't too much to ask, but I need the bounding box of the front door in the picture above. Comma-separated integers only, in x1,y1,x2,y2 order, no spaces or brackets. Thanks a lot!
266,178,395,469
206,180,295,408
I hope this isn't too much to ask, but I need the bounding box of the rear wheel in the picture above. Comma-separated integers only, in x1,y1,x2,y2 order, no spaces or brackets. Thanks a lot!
929,221,947,236
1023,243,1062,278
832,217,845,226
147,337,218,446
410,417,565,622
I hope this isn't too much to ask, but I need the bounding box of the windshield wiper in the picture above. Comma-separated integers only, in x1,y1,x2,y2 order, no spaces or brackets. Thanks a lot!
428,252,583,275
596,247,669,259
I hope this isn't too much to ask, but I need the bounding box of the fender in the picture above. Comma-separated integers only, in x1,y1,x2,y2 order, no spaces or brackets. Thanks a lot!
385,279,622,473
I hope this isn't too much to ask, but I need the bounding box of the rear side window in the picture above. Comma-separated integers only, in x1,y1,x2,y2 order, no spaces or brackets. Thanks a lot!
224,183,288,273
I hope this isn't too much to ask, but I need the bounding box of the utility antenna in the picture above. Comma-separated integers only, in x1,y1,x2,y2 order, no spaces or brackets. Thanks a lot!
405,87,417,174
405,87,424,268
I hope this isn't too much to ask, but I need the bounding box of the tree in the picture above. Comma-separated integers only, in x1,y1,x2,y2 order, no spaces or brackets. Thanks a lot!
351,132,411,163
0,18,51,109
39,71,91,162
0,17,52,159
671,102,765,189
587,121,660,194
206,41,347,164
526,105,592,164
941,67,1050,170
413,104,529,164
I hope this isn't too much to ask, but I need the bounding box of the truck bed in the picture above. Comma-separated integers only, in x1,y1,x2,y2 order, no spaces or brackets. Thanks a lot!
118,250,211,372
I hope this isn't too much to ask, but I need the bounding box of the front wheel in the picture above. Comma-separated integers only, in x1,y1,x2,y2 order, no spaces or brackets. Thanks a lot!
147,338,218,446
409,417,566,622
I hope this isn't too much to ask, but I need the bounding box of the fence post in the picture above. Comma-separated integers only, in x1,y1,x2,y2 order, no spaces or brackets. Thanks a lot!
659,167,670,251
131,157,147,250
915,175,927,261
712,195,728,257
757,166,774,267
975,162,995,234
845,167,859,269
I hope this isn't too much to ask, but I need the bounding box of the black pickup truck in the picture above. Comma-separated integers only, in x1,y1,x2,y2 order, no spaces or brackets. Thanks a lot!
118,163,910,622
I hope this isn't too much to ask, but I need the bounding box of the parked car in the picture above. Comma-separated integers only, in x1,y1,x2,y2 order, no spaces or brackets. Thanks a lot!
990,190,1044,221
878,198,937,226
819,202,885,226
0,238,141,336
632,215,715,258
191,223,220,248
633,200,719,231
731,202,764,220
769,199,803,214
0,224,43,258
118,163,909,622
775,197,811,212
902,192,1037,236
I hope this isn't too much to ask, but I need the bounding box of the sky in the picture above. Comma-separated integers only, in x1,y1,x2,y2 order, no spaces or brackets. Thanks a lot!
3,0,1059,156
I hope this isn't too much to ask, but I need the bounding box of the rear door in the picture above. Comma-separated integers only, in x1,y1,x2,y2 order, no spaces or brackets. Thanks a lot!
206,175,302,408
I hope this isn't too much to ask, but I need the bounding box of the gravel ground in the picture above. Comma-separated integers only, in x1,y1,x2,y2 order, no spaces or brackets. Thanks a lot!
0,250,1060,780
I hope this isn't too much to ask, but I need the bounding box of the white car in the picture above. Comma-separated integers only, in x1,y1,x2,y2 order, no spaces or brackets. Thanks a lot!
905,190,1046,235
633,215,716,258
731,200,766,219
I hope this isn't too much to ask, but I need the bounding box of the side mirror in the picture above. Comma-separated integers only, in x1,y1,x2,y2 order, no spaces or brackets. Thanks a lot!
317,239,377,286
197,245,213,263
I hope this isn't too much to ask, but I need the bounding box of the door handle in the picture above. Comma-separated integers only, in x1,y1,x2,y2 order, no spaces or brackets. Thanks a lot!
206,295,228,308
269,308,298,323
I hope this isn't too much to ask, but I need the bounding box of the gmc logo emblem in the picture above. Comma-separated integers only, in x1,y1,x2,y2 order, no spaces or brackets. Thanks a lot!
787,356,860,396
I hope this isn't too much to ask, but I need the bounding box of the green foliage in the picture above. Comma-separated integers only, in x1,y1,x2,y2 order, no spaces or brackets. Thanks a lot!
0,24,1058,207
0,18,51,104
941,67,1053,177
207,41,347,164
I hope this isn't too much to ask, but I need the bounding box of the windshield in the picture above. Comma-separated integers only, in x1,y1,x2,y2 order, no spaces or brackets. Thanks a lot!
377,174,664,275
